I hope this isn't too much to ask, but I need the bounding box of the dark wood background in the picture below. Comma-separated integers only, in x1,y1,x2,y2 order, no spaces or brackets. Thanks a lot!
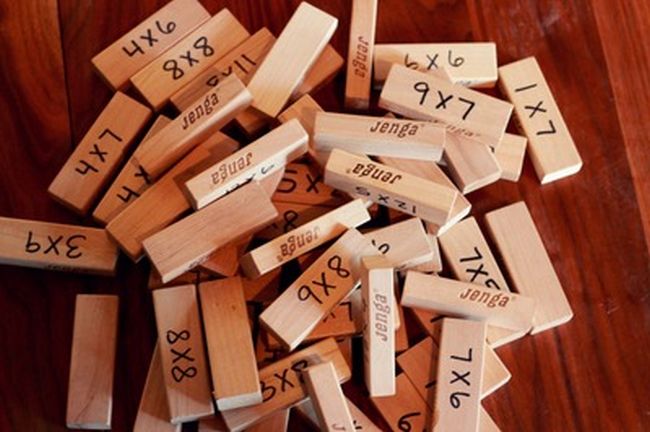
0,0,648,431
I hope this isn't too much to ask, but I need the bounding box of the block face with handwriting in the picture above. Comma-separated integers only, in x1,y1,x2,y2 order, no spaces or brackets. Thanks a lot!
272,162,346,207
370,373,432,432
304,362,356,432
363,218,434,270
345,0,378,109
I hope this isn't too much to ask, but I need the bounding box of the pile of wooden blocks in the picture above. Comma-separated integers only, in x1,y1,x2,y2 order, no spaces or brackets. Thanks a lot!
0,0,582,430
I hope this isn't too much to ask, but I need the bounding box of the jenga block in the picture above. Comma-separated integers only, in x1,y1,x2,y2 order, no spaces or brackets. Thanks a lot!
498,57,582,183
314,112,445,161
364,218,434,270
221,338,350,431
444,133,502,193
407,233,442,273
296,397,382,431
303,362,355,432
243,268,282,303
93,115,171,224
66,295,118,429
395,304,409,353
371,373,432,432
361,256,395,397
379,64,513,148
256,201,334,240
199,278,261,410
485,201,573,333
170,28,275,111
48,92,151,215
143,182,277,283
494,133,527,182
91,0,210,90
131,10,249,110
278,95,325,163
184,119,308,209
107,133,238,261
241,199,370,278
131,75,251,180
260,229,376,350
247,409,290,432
0,217,118,275
152,285,213,423
373,43,497,88
345,0,377,109
148,268,212,290
246,3,338,118
198,235,251,277
134,343,181,432
272,162,347,207
324,149,458,226
293,44,345,99
434,318,486,432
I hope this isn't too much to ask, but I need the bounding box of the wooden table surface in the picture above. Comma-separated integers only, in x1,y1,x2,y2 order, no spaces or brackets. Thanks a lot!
0,0,649,431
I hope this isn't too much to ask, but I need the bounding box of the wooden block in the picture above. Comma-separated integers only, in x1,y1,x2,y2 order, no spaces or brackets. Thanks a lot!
185,119,308,209
134,343,181,432
233,108,271,138
131,9,249,110
260,229,376,350
494,133,527,182
243,268,282,303
278,94,322,134
370,373,432,432
434,318,486,432
373,43,497,88
379,64,512,148
198,235,251,277
272,162,347,207
152,285,213,423
106,133,238,261
345,0,378,109
485,201,573,333
221,338,351,431
131,75,251,180
66,295,118,429
247,409,290,432
48,92,151,215
364,218,434,270
256,201,334,240
444,133,502,194
303,362,355,432
395,304,410,353
408,234,442,273
0,217,118,275
296,397,382,431
396,337,438,408
498,57,582,183
197,415,228,432
293,44,345,99
143,182,278,283
170,28,275,111
361,256,395,397
324,149,458,226
314,112,445,161
246,3,338,118
148,268,212,290
241,199,370,278
402,271,536,332
91,0,210,90
199,277,261,410
93,115,171,224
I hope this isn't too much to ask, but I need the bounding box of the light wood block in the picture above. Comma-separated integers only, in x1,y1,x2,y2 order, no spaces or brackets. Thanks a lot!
221,338,350,431
444,132,502,194
314,112,445,161
304,362,355,432
260,229,376,350
0,217,118,275
408,233,442,273
494,133,527,182
131,9,249,110
66,295,118,429
324,149,458,226
198,235,251,277
243,268,282,303
197,415,228,432
296,397,382,432
397,337,438,409
434,318,486,432
345,0,377,109
256,201,334,240
498,57,582,183
48,92,151,215
272,162,347,207
278,94,326,163
395,304,410,353
148,268,213,290
107,133,238,261
361,256,395,397
199,277,261,410
485,201,573,333
373,43,497,88
247,409,290,432
293,44,345,99
131,75,251,180
152,285,213,423
91,0,210,90
370,373,432,432
143,182,277,283
184,119,308,209
246,2,338,118
364,218,434,270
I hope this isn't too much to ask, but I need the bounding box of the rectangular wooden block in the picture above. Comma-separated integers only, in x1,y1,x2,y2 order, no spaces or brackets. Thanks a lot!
199,277,261,410
0,217,118,275
199,235,251,277
256,201,334,240
272,162,347,207
408,233,442,273
247,409,290,432
91,0,210,90
485,201,573,333
260,228,376,350
152,285,213,423
296,397,382,431
221,338,351,431
131,9,249,110
184,119,308,209
48,92,151,215
324,149,458,226
345,0,378,109
498,57,582,183
434,318,486,432
494,133,527,182
143,182,278,282
246,2,338,117
364,218,434,270
293,44,345,99
66,295,118,429
304,362,356,431
444,132,502,194
370,373,432,432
